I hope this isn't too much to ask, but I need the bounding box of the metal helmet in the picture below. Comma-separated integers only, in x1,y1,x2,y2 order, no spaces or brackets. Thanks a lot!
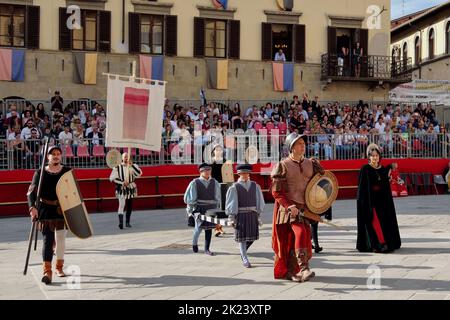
285,132,307,152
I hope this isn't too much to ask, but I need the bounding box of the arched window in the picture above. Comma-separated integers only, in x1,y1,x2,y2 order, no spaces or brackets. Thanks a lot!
403,42,408,60
415,36,421,65
428,28,435,60
446,21,450,54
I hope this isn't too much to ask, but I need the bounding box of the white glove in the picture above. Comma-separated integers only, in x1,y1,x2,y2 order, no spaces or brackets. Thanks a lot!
227,215,236,228
258,218,263,227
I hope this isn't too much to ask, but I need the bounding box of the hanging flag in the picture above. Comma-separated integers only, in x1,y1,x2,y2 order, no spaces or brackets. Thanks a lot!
139,55,164,80
73,52,97,84
212,0,228,10
106,76,166,151
273,62,294,92
206,59,228,90
0,48,25,82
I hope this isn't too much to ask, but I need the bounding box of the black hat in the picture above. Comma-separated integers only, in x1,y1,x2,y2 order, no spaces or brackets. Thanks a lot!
236,164,252,173
198,163,212,172
47,145,62,155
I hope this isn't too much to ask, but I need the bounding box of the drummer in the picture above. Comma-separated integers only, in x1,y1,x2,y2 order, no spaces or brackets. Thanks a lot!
225,164,265,268
184,163,221,255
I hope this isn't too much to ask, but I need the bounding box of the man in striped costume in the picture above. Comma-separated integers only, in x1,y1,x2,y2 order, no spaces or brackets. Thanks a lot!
225,164,265,268
109,153,142,229
184,163,221,255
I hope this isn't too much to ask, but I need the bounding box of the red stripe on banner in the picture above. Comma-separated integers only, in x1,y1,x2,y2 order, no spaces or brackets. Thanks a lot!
123,87,150,140
272,62,284,91
0,48,12,81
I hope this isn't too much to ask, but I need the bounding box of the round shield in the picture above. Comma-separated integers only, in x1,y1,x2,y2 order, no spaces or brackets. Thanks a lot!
106,149,122,169
305,171,339,215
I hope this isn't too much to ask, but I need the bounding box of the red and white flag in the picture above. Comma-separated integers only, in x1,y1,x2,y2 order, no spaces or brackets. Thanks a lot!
106,77,165,151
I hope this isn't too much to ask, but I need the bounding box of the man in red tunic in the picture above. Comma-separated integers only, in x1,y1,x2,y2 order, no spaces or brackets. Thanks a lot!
271,133,324,282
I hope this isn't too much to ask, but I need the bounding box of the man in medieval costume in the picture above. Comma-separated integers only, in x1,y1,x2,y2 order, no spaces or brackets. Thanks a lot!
184,163,220,255
271,133,325,282
356,143,401,253
27,145,72,285
225,164,265,268
109,152,142,229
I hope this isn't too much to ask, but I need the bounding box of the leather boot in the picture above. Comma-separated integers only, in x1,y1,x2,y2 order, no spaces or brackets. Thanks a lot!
286,251,303,282
118,214,123,229
295,250,315,282
126,212,131,228
55,259,66,277
41,261,52,285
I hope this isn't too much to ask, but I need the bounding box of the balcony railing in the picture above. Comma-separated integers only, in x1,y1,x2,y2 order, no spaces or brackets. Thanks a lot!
321,53,413,83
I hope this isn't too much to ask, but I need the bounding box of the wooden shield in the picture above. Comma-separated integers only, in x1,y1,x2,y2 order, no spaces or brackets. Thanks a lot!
106,149,122,169
221,160,234,183
305,171,339,215
56,170,93,239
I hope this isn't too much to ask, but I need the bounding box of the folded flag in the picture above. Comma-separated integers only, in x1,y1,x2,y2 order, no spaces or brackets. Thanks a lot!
139,55,164,81
273,62,294,92
212,0,228,9
0,48,25,82
206,59,228,90
73,52,98,84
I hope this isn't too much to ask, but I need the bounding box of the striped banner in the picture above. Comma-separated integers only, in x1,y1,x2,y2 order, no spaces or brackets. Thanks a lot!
0,49,25,82
206,59,228,90
272,62,294,92
139,55,164,81
73,52,98,84
106,76,166,151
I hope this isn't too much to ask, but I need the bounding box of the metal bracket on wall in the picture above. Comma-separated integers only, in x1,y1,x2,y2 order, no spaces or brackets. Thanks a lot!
195,65,198,77
62,59,64,72
172,64,175,76
235,67,238,78
35,58,38,71
262,69,265,80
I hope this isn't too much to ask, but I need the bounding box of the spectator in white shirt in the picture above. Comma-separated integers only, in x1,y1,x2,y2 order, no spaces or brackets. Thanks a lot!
274,49,286,62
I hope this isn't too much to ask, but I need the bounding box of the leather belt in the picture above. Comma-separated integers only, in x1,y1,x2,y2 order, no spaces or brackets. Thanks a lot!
40,198,59,206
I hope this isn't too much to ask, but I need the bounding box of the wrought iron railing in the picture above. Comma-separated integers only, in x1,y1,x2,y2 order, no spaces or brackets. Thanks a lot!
321,53,413,82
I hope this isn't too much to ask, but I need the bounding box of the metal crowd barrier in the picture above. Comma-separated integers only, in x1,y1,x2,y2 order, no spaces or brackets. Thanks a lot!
0,132,448,170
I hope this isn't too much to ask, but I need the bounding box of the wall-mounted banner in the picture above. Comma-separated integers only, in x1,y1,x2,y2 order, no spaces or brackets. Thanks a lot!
0,49,25,82
106,77,166,151
389,80,450,105
139,55,164,81
212,0,228,10
273,62,294,92
73,52,97,84
276,0,293,11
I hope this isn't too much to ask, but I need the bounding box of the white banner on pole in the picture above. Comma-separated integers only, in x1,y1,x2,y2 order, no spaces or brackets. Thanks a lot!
106,77,165,151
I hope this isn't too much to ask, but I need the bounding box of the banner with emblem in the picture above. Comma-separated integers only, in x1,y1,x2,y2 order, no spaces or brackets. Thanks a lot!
105,76,165,151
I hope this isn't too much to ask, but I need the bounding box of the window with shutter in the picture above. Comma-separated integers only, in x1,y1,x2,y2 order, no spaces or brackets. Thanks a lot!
98,11,111,52
261,23,272,60
0,4,26,47
165,15,177,56
294,24,305,63
194,17,205,57
228,19,240,59
59,7,71,50
129,12,140,54
139,14,164,54
26,5,39,49
204,19,226,58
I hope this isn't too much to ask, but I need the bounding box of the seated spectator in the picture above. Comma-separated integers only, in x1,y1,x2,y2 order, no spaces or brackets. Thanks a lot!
87,126,104,153
388,162,408,197
274,49,286,62
21,119,39,140
35,103,47,121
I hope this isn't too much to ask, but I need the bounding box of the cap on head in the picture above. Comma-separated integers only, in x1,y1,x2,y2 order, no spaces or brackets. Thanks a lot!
198,163,212,172
236,164,252,174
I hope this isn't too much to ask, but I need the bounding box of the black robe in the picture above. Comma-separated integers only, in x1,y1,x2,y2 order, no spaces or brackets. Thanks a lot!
356,164,401,252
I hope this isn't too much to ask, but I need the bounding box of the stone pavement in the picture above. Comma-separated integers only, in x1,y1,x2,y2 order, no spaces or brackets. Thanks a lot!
1,195,449,300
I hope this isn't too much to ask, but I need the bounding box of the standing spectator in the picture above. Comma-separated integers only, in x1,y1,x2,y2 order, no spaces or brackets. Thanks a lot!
50,91,64,114
353,42,363,77
78,104,89,127
274,49,286,62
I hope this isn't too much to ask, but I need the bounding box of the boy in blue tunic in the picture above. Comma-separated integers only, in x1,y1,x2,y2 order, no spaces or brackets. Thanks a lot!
225,164,265,268
184,163,221,255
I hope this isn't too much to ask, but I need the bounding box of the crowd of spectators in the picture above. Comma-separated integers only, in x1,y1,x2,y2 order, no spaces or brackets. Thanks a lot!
1,90,448,168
